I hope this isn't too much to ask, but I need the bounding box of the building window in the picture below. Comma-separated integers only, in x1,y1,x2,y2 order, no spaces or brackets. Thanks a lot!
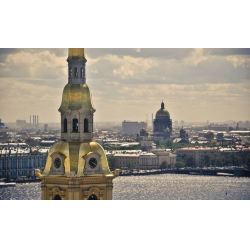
81,68,84,78
74,68,78,78
84,118,89,133
72,118,78,132
69,68,72,78
63,118,67,133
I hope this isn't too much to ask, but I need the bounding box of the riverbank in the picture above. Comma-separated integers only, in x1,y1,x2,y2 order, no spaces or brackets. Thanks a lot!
120,168,250,177
2,168,249,184
15,179,41,183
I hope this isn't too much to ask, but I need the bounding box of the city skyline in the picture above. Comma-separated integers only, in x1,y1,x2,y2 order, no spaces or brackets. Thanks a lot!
0,48,250,123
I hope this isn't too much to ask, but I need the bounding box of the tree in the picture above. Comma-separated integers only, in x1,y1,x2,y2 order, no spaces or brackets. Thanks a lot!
211,158,216,167
160,161,168,170
175,161,185,169
205,132,214,140
235,156,242,166
202,154,211,167
179,154,188,162
246,154,250,169
107,156,118,171
229,153,242,167
165,139,173,149
186,156,194,168
155,139,160,147
216,156,226,167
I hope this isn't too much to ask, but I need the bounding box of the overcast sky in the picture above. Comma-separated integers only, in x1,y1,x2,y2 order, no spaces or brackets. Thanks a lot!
0,48,249,124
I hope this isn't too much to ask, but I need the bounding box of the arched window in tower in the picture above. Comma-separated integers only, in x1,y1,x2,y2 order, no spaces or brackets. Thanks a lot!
73,118,79,132
81,68,84,78
63,118,67,133
69,68,72,78
84,118,89,133
53,194,61,200
74,67,78,78
88,194,98,200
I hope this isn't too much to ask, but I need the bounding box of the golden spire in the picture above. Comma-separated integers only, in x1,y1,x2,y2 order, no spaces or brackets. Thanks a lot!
68,48,86,60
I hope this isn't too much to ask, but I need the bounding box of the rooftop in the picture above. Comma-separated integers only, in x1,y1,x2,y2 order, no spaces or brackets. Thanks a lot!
177,147,217,151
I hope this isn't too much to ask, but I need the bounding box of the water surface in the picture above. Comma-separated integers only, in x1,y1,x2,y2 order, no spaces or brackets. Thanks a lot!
0,174,249,200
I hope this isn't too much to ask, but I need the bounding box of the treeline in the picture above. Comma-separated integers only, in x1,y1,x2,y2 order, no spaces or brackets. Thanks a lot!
175,152,250,169
157,139,237,150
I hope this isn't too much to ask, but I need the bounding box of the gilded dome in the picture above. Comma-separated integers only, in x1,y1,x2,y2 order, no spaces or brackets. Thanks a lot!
59,83,95,112
156,101,170,118
42,141,114,177
156,109,170,118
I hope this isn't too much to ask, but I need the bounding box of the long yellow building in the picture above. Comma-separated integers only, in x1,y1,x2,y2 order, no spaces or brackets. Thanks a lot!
35,49,118,200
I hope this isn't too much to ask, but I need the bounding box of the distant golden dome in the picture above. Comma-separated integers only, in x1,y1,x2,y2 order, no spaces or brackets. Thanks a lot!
156,101,170,118
156,109,170,118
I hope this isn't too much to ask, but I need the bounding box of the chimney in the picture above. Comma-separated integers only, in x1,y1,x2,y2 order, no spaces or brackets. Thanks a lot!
33,115,34,126
37,115,39,126
30,115,31,125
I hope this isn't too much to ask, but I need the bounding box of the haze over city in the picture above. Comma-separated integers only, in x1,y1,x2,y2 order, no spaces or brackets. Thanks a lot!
2,47,250,194
0,48,250,124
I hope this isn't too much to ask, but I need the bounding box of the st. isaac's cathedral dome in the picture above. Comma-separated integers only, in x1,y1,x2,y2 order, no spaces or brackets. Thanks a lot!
155,101,170,118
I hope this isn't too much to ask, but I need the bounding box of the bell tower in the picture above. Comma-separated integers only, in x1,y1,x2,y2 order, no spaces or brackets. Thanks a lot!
59,49,95,142
36,48,119,200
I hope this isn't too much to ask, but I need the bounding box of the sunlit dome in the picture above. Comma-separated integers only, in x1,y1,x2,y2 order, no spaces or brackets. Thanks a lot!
156,101,170,118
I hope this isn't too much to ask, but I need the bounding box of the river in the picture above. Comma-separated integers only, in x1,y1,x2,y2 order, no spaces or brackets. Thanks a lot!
0,174,249,200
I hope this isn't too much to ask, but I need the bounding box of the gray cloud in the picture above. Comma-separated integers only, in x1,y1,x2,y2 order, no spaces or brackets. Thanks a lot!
204,48,250,56
0,48,249,123
85,48,193,59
